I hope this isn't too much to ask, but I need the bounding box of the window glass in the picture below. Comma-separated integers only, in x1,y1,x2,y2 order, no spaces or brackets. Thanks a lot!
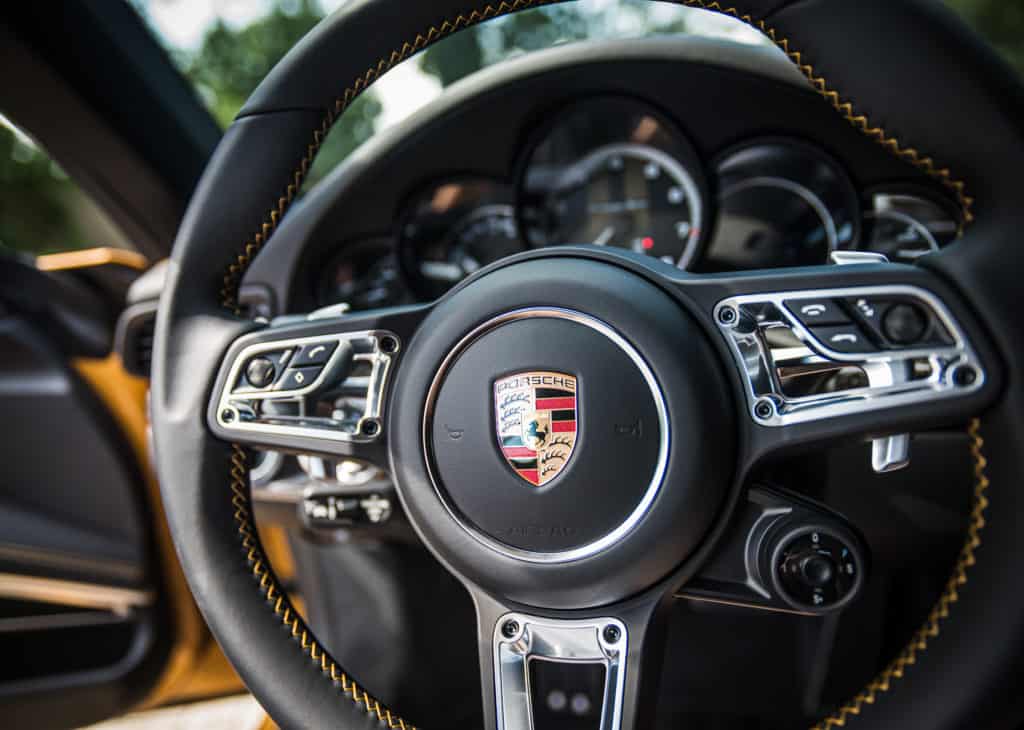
134,0,765,186
0,114,133,256
133,0,1022,188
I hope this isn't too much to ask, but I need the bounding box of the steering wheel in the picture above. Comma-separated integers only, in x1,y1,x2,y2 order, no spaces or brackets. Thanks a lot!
151,1,1024,728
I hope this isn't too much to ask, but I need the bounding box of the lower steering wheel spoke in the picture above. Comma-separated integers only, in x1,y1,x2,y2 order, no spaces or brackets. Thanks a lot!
207,304,429,462
475,591,666,730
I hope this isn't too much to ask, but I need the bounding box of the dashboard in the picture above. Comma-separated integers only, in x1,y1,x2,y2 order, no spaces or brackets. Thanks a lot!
246,38,963,315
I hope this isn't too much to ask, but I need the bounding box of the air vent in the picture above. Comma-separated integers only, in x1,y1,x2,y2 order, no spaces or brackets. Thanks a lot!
113,284,273,378
114,301,158,377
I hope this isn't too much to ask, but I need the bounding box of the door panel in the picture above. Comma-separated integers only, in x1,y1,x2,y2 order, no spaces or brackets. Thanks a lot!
0,307,165,728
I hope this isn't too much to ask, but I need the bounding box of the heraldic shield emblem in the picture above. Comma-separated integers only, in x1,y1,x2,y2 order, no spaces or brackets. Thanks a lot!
494,370,578,486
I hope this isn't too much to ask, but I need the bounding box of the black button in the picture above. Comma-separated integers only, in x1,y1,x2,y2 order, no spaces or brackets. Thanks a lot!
785,299,850,326
292,341,338,366
245,356,277,388
277,365,324,390
775,532,859,610
800,555,835,588
845,296,889,328
810,324,874,354
882,302,929,345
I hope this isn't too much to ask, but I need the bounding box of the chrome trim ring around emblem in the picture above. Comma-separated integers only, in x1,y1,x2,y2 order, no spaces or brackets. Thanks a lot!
493,612,628,730
422,307,670,565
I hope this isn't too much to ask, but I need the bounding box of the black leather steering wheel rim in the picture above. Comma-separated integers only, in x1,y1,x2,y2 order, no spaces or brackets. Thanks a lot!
151,1,1024,728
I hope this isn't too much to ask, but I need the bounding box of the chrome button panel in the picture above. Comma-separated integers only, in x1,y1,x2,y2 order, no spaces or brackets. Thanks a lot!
493,613,627,730
214,329,399,444
714,285,983,426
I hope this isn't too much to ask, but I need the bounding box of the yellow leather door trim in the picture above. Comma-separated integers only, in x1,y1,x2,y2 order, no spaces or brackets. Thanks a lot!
74,353,245,708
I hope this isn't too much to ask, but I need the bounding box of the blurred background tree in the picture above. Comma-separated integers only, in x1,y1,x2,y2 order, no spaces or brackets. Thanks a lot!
1,0,1020,257
160,0,382,187
947,0,1024,71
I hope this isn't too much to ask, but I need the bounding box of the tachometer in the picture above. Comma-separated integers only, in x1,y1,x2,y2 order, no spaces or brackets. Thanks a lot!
543,142,702,266
518,96,708,269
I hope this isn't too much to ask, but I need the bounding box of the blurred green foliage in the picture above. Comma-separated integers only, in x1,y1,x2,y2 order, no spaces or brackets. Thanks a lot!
0,123,76,256
1,0,1021,257
0,119,129,256
164,0,381,187
419,1,688,86
947,0,1024,72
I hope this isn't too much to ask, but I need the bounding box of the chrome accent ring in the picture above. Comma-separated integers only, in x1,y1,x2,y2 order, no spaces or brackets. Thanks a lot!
422,307,670,564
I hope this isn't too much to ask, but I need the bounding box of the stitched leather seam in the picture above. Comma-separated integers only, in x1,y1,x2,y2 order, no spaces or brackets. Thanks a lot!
229,444,417,729
216,3,984,728
811,418,989,729
219,1,976,314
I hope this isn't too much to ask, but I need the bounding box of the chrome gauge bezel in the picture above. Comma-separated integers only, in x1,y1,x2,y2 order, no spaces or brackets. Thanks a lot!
702,137,861,272
514,94,709,271
859,185,962,262
395,175,520,300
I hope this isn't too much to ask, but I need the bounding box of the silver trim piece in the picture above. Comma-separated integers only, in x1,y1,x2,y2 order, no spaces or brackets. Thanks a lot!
714,285,984,426
830,250,889,266
871,433,911,473
493,613,627,730
423,307,670,564
214,329,398,445
0,573,153,616
723,175,839,254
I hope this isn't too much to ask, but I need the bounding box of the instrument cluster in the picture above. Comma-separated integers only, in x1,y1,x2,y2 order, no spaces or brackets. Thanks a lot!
317,96,963,309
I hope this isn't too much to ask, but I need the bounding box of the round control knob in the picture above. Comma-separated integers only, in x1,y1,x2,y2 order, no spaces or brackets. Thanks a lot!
245,356,277,388
800,554,835,587
771,527,863,613
882,302,928,345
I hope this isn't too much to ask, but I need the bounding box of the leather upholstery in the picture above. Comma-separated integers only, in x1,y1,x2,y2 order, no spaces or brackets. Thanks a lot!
151,1,1024,728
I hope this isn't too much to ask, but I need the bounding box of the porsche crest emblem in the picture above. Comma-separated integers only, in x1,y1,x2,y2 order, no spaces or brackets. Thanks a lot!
494,371,578,486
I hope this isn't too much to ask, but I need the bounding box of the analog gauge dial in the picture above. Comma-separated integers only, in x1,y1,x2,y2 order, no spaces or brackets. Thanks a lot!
318,238,402,311
399,179,522,299
862,192,959,261
700,141,859,271
540,143,702,266
518,96,708,269
417,205,524,285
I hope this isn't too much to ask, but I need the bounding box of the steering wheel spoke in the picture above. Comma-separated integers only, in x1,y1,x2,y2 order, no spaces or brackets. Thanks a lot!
474,591,666,730
670,259,1000,468
207,304,429,462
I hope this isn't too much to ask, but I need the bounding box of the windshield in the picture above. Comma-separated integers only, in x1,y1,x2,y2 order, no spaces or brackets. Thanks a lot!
133,0,1022,187
131,0,770,185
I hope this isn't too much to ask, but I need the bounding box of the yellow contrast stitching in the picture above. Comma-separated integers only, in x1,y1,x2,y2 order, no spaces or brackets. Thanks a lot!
230,445,417,729
215,3,983,728
811,419,989,729
673,1,974,233
220,0,975,313
219,0,557,313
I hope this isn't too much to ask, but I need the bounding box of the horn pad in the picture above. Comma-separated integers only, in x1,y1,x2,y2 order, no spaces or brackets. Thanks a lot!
389,254,735,608
428,309,665,557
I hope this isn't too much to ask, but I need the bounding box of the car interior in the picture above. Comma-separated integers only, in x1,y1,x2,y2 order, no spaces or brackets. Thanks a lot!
2,1,1023,729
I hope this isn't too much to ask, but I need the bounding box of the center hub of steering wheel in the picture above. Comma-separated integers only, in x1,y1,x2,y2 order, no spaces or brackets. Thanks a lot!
390,253,735,607
427,308,668,559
